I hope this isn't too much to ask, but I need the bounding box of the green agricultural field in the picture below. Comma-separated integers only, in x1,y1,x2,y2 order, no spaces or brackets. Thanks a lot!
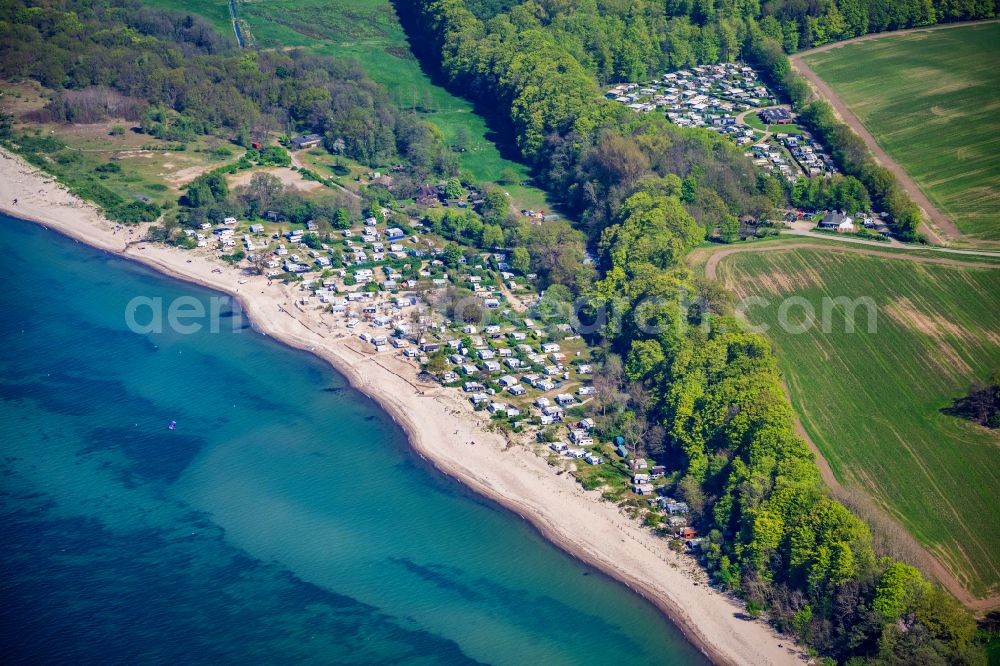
718,247,1000,598
148,0,557,212
803,23,1000,241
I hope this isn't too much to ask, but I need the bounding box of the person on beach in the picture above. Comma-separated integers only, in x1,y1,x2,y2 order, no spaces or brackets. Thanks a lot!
11,198,17,205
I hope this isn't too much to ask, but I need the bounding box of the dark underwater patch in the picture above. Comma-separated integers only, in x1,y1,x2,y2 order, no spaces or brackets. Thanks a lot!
0,505,483,665
80,426,205,485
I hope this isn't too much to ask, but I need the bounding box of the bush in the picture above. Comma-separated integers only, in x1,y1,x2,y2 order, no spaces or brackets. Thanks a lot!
15,133,65,153
55,150,82,165
498,168,520,185
110,200,160,223
257,146,291,167
173,234,197,249
221,250,246,264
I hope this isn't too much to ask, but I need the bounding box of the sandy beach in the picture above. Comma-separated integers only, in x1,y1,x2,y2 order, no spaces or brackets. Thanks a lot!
0,147,806,666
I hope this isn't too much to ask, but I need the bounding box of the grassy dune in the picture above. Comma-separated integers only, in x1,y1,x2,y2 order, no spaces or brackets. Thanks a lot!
719,247,1000,597
803,23,1000,241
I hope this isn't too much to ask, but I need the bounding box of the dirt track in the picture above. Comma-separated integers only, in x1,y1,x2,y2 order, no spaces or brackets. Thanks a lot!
789,20,1000,245
704,241,1000,611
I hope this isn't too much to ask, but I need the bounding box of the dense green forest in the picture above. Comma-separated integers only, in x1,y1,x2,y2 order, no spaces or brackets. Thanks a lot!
407,1,989,663
462,0,996,83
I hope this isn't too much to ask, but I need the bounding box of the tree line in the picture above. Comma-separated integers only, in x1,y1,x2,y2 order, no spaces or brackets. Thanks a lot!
461,0,994,83
405,0,987,662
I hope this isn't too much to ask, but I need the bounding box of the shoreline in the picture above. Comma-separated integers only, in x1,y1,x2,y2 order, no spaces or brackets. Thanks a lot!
0,147,805,666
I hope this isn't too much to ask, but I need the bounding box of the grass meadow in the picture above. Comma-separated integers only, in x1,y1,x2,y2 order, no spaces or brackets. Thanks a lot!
803,23,1000,241
718,247,1000,598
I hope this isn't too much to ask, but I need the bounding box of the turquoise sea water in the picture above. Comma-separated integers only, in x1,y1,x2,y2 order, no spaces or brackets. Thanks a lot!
0,214,708,665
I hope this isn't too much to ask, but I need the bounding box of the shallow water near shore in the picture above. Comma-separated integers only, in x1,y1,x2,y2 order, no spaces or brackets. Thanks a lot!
0,214,708,665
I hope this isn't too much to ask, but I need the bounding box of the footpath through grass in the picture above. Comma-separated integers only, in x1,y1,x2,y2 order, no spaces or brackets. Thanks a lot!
719,247,1000,598
803,23,1000,241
